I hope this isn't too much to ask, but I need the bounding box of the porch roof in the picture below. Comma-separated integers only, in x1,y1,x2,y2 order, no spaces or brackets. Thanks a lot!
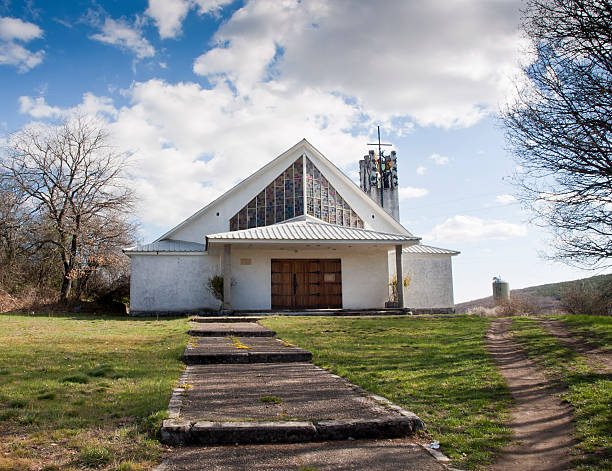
123,239,206,254
403,244,460,256
205,219,419,249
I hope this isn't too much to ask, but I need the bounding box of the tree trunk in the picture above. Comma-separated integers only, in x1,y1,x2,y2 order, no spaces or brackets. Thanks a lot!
60,230,79,303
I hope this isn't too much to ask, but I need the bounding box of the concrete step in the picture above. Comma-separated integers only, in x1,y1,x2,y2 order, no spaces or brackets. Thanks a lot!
161,363,425,446
188,322,276,338
183,337,312,364
192,316,263,323
153,438,447,471
161,416,424,445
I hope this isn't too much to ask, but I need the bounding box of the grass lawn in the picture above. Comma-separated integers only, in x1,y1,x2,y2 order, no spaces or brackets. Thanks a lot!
0,313,189,471
261,315,513,470
511,316,612,471
552,314,612,352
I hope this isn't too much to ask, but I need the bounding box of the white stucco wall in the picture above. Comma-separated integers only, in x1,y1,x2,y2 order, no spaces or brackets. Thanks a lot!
228,246,389,310
397,254,455,309
129,253,219,313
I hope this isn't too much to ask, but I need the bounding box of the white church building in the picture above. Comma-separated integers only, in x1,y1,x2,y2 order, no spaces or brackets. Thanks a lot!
125,139,459,315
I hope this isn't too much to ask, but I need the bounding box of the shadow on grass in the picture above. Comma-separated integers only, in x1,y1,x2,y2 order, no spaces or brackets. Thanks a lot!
0,310,189,322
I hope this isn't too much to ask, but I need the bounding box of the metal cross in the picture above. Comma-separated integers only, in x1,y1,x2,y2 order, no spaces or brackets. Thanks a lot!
367,126,392,207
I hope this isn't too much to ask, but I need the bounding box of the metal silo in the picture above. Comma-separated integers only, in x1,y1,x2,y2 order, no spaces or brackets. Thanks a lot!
492,276,510,305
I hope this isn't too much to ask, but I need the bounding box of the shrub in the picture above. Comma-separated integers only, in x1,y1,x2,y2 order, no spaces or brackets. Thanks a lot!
560,282,612,315
206,275,224,302
497,296,541,316
466,305,499,317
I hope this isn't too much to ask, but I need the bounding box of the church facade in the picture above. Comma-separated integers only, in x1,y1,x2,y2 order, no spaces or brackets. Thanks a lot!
125,139,459,315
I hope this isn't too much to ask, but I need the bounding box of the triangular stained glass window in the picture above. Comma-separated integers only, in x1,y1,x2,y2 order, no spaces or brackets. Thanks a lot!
229,157,304,231
305,157,364,228
229,156,364,231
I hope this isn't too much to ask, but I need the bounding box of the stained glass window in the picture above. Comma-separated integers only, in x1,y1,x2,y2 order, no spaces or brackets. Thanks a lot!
229,156,364,230
304,157,364,228
230,157,304,230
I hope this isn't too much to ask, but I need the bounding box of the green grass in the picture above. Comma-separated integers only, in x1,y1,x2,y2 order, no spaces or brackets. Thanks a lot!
0,312,189,471
511,317,612,471
259,395,282,405
552,314,612,352
261,315,513,470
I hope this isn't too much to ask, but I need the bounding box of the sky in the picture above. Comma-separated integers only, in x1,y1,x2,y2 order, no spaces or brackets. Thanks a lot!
0,0,605,302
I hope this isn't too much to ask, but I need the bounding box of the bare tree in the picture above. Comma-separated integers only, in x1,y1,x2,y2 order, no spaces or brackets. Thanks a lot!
2,117,136,302
502,0,612,267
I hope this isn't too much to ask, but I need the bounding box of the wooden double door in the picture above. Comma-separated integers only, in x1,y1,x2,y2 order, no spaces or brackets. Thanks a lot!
271,259,342,309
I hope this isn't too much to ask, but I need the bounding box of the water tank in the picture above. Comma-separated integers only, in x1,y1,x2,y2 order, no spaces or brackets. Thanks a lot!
492,276,510,305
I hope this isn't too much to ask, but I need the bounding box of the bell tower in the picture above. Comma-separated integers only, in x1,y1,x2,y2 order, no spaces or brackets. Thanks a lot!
359,128,400,222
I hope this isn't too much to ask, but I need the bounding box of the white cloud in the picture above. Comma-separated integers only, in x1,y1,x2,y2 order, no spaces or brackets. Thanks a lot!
495,194,517,205
416,166,426,176
429,153,450,165
146,0,233,39
193,0,526,128
399,186,428,199
0,17,42,41
427,215,528,243
18,96,64,118
146,0,190,39
0,17,44,72
19,93,117,120
90,17,155,59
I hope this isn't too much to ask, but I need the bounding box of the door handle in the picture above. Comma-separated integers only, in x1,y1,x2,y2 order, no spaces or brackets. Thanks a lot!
293,273,298,294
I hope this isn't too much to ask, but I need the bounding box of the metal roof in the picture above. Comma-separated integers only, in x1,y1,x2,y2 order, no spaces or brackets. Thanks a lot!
206,220,419,245
124,239,206,253
403,244,460,255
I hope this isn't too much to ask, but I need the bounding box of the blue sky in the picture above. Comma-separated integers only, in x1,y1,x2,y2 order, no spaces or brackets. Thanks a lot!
0,0,603,302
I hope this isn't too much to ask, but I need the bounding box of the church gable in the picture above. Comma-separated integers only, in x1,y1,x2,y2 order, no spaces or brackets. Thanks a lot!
158,139,407,243
228,155,365,231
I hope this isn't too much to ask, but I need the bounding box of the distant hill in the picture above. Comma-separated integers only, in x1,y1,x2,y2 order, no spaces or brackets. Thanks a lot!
455,273,612,313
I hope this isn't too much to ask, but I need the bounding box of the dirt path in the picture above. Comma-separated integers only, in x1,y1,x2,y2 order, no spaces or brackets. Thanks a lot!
486,318,576,471
538,318,612,373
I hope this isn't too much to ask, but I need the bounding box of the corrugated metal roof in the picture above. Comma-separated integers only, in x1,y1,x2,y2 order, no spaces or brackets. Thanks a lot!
124,239,206,253
403,244,460,255
206,220,419,244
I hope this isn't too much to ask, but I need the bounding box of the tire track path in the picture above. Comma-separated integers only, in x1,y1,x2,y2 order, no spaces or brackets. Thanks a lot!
486,318,576,471
538,318,612,373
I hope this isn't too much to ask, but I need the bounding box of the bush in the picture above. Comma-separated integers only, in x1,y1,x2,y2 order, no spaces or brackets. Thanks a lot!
497,296,541,316
466,305,499,317
560,282,612,315
206,275,224,302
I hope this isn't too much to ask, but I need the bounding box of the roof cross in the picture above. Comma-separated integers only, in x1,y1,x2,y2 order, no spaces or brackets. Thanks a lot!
367,126,393,207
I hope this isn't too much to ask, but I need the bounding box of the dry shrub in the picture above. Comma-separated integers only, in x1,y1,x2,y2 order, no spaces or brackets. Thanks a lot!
497,296,541,316
466,305,500,317
0,286,58,313
560,283,612,315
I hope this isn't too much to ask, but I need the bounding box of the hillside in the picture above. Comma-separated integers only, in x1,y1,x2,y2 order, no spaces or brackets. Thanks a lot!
455,273,612,313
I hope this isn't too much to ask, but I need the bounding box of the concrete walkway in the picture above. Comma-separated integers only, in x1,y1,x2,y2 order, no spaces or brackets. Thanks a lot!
156,439,447,471
158,318,446,470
